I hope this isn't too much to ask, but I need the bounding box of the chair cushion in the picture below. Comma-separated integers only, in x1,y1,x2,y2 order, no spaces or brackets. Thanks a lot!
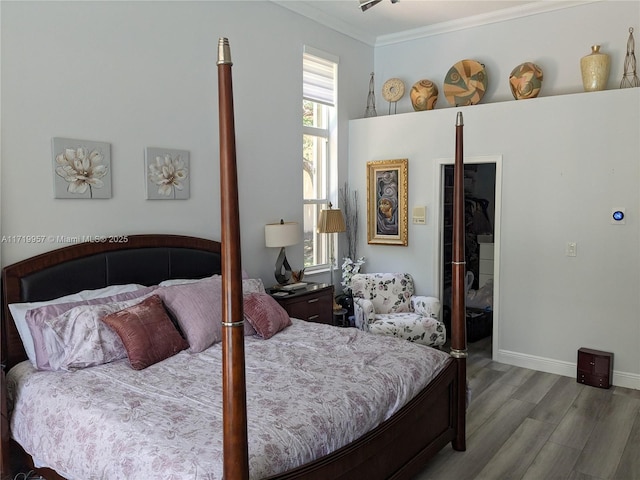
351,273,415,314
370,313,446,347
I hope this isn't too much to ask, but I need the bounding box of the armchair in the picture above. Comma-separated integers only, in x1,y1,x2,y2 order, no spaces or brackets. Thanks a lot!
351,273,446,348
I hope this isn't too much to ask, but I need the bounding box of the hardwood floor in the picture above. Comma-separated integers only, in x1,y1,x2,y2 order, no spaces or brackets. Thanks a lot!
413,337,640,480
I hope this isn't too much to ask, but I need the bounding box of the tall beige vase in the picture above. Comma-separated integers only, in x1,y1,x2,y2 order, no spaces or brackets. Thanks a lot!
580,45,611,91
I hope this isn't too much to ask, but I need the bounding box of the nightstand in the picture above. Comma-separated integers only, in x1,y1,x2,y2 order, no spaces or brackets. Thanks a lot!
269,283,334,325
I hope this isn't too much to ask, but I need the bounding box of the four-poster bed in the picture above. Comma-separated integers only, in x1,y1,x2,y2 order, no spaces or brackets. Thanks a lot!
0,39,467,479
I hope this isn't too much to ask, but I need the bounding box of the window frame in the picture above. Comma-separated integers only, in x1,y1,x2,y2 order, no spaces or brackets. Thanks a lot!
302,47,338,273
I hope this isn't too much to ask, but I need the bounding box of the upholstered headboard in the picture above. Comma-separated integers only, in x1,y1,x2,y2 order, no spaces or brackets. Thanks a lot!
1,234,222,370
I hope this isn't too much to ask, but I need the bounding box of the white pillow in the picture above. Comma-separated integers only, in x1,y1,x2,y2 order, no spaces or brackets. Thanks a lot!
158,277,212,287
158,272,252,287
9,284,145,366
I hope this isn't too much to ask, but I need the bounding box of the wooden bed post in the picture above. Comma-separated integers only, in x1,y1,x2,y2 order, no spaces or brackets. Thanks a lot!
451,111,467,452
217,37,250,479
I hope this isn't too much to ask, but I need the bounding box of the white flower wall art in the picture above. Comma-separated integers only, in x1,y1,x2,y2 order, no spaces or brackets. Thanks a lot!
52,138,112,199
145,147,190,200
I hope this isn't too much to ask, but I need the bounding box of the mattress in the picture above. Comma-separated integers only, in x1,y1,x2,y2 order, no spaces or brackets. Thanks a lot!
8,319,450,480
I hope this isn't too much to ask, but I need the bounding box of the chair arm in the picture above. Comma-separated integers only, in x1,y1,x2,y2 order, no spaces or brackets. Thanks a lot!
353,297,375,331
411,296,441,319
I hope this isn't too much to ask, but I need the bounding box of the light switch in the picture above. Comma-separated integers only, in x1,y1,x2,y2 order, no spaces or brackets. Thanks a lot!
412,206,426,224
566,242,577,257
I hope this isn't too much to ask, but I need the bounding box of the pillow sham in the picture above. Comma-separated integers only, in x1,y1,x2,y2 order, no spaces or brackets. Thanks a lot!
243,292,291,339
103,295,188,370
9,283,150,368
43,297,148,371
24,285,157,370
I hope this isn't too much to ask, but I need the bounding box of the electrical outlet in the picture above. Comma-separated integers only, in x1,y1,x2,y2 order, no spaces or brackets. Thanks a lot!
566,242,577,257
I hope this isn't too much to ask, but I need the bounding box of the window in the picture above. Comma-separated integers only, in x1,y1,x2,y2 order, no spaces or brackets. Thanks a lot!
302,47,338,270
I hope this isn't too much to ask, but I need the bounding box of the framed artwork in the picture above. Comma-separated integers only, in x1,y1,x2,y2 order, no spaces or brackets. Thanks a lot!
52,138,112,199
367,158,408,246
145,147,190,200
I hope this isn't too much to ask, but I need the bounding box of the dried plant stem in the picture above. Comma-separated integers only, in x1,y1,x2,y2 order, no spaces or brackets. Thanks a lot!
339,182,359,261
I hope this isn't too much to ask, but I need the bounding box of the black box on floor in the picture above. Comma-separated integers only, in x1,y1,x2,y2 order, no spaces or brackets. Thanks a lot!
466,308,493,343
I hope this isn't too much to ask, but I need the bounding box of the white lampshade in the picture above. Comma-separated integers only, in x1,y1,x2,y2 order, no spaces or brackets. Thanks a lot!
265,221,300,248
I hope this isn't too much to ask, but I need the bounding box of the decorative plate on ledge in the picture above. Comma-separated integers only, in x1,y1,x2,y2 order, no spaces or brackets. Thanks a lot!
443,59,487,106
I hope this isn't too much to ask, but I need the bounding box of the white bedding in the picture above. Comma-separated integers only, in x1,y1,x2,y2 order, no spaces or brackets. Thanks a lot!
8,319,451,480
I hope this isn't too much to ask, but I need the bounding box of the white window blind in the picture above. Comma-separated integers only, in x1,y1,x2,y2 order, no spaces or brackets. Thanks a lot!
303,46,338,107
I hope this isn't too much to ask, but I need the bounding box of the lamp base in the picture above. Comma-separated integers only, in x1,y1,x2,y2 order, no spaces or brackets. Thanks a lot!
274,246,292,284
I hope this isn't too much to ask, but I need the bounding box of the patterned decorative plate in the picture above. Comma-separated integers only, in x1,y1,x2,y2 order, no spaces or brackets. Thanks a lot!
443,60,487,106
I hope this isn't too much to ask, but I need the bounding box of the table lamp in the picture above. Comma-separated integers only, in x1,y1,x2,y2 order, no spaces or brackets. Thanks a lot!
265,220,300,284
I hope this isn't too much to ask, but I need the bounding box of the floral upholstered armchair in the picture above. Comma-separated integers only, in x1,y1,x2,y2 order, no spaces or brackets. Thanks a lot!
351,273,446,348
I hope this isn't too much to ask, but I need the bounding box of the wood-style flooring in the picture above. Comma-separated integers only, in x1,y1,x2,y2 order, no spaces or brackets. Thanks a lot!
413,337,640,480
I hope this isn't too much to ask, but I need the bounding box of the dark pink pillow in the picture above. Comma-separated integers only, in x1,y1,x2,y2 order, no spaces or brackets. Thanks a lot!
243,293,291,339
25,286,157,370
102,295,188,370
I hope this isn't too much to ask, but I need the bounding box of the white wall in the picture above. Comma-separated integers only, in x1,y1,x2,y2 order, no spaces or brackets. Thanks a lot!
350,88,640,386
0,1,373,285
350,0,640,387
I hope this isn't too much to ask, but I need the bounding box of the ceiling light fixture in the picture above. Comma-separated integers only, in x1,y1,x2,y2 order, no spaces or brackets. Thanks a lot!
359,0,398,13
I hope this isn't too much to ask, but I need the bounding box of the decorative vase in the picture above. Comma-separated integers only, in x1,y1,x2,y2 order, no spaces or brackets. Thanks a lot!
410,79,438,111
580,45,611,92
509,62,543,100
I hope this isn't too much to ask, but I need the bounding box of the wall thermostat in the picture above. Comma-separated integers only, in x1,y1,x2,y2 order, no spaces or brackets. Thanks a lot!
611,208,626,224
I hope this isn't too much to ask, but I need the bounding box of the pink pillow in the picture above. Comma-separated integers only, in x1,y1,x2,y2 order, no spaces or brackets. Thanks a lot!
155,277,262,352
155,276,223,352
243,293,291,339
25,286,157,370
102,295,188,370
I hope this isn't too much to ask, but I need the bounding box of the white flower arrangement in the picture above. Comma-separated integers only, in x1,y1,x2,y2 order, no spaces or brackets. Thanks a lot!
341,256,365,293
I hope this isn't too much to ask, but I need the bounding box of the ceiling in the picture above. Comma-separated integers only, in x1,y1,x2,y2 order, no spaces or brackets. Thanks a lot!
272,1,587,46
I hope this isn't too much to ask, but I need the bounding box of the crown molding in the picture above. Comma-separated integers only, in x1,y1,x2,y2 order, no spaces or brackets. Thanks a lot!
271,1,378,46
375,1,598,47
271,1,598,48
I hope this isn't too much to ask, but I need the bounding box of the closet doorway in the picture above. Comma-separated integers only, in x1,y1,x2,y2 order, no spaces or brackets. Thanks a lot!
436,156,501,359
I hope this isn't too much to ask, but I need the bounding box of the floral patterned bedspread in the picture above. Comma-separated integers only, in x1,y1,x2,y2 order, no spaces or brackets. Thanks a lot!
8,319,451,480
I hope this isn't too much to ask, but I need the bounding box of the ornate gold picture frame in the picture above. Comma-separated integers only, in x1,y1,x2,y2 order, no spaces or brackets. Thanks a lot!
367,159,408,246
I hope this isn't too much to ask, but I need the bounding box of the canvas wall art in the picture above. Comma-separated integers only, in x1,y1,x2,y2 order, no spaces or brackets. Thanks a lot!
52,138,112,199
145,147,190,200
366,158,408,246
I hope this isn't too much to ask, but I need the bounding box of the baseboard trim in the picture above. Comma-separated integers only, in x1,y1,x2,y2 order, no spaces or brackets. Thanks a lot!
496,349,640,390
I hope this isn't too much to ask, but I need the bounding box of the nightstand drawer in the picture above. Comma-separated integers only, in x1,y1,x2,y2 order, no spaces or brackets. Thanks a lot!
285,294,333,324
577,372,610,388
269,283,334,325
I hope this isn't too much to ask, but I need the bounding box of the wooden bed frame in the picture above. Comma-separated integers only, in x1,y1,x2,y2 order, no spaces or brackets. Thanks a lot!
0,38,467,480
